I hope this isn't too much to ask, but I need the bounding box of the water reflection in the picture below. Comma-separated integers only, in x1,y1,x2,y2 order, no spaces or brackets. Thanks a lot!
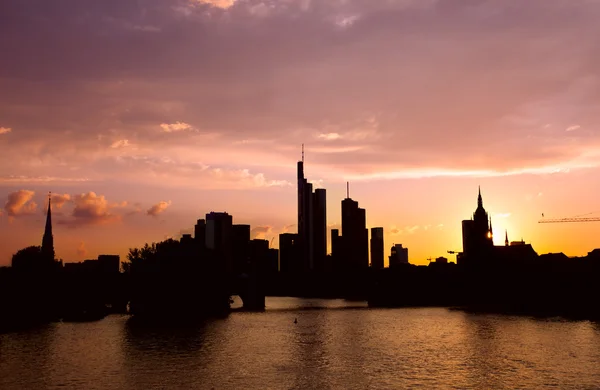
2,299,600,389
0,324,56,389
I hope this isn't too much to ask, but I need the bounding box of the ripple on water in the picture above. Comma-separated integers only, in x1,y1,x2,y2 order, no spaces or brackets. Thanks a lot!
1,299,600,389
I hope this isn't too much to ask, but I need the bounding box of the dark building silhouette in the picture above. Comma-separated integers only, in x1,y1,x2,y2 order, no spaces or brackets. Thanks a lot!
98,255,120,274
370,227,384,269
389,244,408,268
279,233,299,274
266,248,279,274
206,212,233,272
460,187,494,265
312,188,327,271
41,193,55,261
340,183,369,271
297,145,327,273
194,219,206,246
331,228,341,271
232,224,251,273
459,188,539,266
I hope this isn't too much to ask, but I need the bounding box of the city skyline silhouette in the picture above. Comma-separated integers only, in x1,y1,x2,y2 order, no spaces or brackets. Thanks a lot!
2,1,600,266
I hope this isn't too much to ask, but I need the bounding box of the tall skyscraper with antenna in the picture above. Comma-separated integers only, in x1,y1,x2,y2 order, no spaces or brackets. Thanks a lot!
340,182,368,271
297,145,327,272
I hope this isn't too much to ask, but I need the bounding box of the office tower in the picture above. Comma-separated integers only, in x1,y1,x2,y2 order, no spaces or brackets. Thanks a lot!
249,239,269,272
232,224,251,273
297,145,327,273
388,244,409,268
41,193,55,261
370,227,384,269
331,229,340,272
279,233,298,274
194,219,206,246
340,183,369,271
312,188,327,271
206,212,233,272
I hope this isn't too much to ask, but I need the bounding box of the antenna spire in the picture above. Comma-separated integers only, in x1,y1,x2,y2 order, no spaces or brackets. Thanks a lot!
347,182,349,198
302,143,304,163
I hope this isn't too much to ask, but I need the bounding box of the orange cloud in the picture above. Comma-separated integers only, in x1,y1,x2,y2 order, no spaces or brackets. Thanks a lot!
76,241,87,258
146,200,171,217
160,122,192,132
251,225,273,239
0,127,11,135
51,193,71,209
4,190,37,217
60,192,121,227
194,0,237,9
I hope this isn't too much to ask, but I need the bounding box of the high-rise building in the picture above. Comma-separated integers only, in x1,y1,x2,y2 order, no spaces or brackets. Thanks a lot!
389,244,408,268
370,227,384,269
297,145,327,273
194,219,206,246
279,233,299,274
41,193,55,261
340,184,369,271
232,224,251,273
206,212,233,272
312,188,327,271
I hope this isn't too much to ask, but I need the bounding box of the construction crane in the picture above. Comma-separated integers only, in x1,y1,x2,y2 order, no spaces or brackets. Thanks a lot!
539,217,600,223
539,210,600,223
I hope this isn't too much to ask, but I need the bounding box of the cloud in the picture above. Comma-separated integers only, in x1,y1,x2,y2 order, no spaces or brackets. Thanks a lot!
0,127,11,134
318,133,342,141
390,225,420,235
251,225,272,239
4,190,37,217
194,0,238,9
160,122,192,133
76,241,87,258
281,224,297,233
0,176,89,183
110,139,130,148
493,213,512,219
146,201,172,217
1,0,600,187
60,192,121,227
51,193,71,209
566,125,581,132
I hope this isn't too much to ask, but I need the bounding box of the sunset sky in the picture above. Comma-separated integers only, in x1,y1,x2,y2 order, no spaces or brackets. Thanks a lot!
1,0,600,266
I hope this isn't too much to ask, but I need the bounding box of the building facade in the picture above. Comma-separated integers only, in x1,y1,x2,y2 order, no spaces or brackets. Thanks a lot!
370,227,384,269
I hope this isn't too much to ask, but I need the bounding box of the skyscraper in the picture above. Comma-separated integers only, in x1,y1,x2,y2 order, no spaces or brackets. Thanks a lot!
194,219,206,246
312,188,327,271
297,145,327,273
340,184,369,271
206,212,233,272
232,224,251,273
279,233,299,274
41,193,55,261
370,227,384,269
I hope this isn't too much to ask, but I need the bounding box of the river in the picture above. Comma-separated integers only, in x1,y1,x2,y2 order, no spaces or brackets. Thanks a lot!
1,297,600,389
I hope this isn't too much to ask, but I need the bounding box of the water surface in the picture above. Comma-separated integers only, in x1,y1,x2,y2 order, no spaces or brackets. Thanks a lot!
1,297,600,389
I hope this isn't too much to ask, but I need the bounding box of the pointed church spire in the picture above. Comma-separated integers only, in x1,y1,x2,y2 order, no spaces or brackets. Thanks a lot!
477,186,483,208
505,229,509,246
41,192,55,261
